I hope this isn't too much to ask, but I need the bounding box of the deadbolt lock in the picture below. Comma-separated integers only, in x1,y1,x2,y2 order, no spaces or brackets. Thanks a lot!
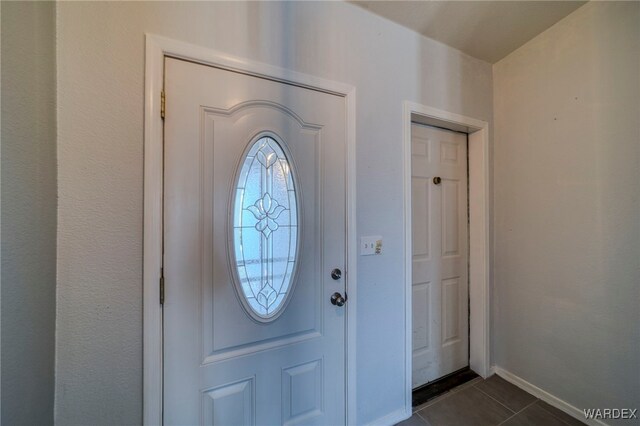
331,268,342,280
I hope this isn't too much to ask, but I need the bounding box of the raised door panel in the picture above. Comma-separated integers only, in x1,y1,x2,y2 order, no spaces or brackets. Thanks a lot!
282,359,323,425
202,378,254,426
441,277,461,346
441,179,460,258
201,106,323,361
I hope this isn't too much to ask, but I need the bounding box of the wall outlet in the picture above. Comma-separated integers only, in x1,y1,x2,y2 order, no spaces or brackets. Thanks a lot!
360,236,383,256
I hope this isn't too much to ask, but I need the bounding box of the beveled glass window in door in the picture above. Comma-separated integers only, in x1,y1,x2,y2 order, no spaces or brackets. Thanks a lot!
231,135,299,321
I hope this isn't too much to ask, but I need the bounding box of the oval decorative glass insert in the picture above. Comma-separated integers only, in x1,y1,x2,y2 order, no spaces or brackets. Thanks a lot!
232,135,299,321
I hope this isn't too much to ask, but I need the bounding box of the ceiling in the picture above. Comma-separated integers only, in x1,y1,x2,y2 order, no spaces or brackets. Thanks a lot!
351,1,588,63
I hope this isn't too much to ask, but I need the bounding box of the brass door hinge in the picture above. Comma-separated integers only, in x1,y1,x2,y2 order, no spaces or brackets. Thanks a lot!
159,268,165,305
160,91,166,119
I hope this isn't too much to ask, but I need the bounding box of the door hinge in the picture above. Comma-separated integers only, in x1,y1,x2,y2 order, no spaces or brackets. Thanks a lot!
159,268,165,305
160,90,166,119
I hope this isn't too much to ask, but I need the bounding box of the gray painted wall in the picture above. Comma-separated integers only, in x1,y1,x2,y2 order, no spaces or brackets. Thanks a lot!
1,1,57,424
55,2,492,424
493,1,640,417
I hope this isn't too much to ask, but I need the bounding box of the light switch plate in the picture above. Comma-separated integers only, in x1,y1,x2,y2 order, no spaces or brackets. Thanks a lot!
360,236,382,256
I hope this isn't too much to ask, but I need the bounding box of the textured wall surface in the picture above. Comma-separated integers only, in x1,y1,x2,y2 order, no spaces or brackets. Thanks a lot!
1,2,57,424
493,1,640,418
55,2,492,424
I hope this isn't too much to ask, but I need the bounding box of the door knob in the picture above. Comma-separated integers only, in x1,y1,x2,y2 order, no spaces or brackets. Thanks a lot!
330,292,347,307
433,176,442,185
331,268,342,280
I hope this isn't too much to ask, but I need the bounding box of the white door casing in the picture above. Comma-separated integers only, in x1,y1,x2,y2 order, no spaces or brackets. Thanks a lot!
162,57,347,425
411,123,469,388
402,102,490,418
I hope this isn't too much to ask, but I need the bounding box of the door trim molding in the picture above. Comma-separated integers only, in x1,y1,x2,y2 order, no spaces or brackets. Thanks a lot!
402,102,491,415
143,34,357,425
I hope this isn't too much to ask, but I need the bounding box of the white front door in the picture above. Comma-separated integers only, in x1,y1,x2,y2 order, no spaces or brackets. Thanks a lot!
411,123,469,388
163,57,347,425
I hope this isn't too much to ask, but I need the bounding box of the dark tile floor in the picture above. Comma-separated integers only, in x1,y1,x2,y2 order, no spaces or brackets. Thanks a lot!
398,375,586,426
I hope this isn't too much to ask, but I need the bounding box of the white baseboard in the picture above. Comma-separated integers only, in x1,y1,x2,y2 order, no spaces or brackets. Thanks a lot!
493,367,608,426
364,407,411,426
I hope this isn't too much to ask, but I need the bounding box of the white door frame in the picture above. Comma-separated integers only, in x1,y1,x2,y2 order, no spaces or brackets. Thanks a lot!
403,102,491,413
143,34,357,426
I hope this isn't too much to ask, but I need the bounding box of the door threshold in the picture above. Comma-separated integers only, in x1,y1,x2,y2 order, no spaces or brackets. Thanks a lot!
412,367,479,407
